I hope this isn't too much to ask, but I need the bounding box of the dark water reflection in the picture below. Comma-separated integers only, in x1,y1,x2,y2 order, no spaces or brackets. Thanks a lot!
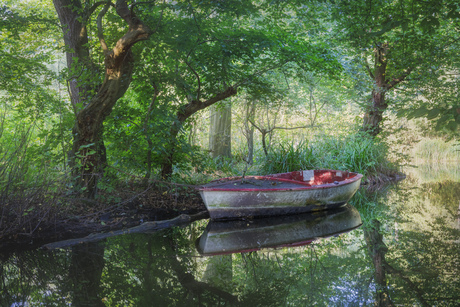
1,169,459,306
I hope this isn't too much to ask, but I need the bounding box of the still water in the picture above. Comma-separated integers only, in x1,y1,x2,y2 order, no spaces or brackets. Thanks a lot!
1,165,459,306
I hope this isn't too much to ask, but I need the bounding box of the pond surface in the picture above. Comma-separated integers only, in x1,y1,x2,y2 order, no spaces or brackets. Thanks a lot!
1,164,459,306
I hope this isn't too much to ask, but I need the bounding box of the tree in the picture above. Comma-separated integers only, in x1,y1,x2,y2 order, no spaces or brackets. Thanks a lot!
53,0,152,197
124,1,339,178
209,101,232,159
331,0,460,136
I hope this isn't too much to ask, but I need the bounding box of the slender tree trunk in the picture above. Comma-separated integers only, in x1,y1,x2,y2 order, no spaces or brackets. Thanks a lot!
209,101,232,159
261,130,269,156
243,100,255,164
143,136,153,186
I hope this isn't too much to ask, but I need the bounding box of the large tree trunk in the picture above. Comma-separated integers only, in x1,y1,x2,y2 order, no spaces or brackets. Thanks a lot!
363,44,389,136
362,43,414,136
53,0,151,197
209,101,232,159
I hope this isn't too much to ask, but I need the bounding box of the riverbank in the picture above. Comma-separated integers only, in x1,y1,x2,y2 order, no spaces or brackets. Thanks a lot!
0,184,207,253
0,170,405,254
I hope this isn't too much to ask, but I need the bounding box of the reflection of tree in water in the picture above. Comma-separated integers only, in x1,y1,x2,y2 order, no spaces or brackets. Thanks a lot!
364,218,457,307
67,243,106,307
99,227,240,306
236,251,293,306
0,248,73,306
364,220,394,307
4,191,458,307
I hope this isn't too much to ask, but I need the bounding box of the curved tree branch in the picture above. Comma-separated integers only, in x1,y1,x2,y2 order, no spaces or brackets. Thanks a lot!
386,66,415,90
86,1,114,22
177,86,237,122
97,2,111,55
184,58,201,101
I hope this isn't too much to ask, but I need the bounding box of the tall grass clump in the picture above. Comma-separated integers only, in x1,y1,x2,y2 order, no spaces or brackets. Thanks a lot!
261,140,316,175
0,122,64,241
262,132,397,179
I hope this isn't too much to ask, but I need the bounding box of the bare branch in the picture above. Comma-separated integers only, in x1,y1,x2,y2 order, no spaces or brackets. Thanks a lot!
364,57,374,79
184,59,201,101
97,2,111,55
86,1,114,22
119,117,140,128
387,66,414,89
273,125,318,130
144,81,161,125
247,117,263,133
233,60,289,88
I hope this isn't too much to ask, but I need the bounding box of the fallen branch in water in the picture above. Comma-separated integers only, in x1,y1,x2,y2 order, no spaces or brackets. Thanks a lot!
42,211,209,250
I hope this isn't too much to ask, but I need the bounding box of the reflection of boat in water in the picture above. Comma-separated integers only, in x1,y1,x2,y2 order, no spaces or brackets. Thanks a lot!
198,170,363,219
196,204,362,256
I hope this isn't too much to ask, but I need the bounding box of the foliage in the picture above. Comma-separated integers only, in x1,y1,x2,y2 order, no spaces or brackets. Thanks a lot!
330,0,460,135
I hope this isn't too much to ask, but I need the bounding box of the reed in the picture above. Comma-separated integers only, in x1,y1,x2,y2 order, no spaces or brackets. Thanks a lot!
261,132,395,178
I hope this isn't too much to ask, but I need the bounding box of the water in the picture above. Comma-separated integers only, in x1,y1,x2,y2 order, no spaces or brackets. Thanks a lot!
1,165,459,306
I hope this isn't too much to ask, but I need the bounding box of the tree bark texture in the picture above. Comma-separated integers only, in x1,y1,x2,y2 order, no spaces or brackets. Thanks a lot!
53,0,151,197
209,102,232,159
363,43,413,136
363,44,389,136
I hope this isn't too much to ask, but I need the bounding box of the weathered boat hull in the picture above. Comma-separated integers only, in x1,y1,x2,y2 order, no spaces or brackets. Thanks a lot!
199,170,362,220
196,204,362,256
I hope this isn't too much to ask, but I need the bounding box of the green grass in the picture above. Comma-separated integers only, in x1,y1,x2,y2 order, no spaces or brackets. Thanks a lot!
261,132,396,179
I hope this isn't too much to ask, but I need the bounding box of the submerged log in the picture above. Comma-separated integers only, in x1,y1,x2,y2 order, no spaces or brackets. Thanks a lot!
42,211,209,250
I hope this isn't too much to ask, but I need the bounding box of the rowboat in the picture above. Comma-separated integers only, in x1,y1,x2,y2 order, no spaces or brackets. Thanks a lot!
196,204,362,256
198,169,362,220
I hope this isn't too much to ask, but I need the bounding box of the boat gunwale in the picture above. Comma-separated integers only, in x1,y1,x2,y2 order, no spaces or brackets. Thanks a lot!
198,170,363,192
